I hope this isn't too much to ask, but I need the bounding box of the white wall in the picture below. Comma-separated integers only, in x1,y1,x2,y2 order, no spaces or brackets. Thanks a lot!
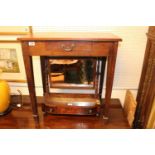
7,26,148,106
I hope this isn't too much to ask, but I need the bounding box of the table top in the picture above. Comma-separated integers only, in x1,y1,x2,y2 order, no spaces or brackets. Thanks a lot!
18,32,122,41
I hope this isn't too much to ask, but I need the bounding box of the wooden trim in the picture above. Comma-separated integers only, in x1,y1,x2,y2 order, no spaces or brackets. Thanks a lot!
0,32,30,35
0,79,26,83
7,80,27,83
0,40,21,43
0,26,32,35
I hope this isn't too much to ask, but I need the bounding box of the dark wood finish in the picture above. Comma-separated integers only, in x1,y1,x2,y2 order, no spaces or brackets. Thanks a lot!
40,57,46,93
43,104,99,116
18,32,121,122
0,96,129,129
133,27,155,128
17,32,122,41
27,41,112,57
21,42,39,123
104,42,118,118
43,93,100,115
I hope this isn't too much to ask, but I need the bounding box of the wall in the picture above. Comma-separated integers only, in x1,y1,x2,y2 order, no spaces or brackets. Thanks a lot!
8,26,148,106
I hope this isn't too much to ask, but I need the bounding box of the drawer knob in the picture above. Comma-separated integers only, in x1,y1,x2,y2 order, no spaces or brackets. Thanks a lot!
61,43,75,52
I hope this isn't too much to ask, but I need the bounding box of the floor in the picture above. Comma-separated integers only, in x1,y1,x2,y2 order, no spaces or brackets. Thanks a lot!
0,96,130,129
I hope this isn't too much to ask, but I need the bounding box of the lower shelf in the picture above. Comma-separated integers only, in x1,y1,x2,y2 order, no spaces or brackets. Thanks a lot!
43,93,101,115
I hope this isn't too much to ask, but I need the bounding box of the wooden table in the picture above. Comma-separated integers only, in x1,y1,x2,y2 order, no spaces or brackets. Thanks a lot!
18,32,122,123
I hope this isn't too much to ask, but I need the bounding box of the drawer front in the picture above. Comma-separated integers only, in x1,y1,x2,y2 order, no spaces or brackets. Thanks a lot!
46,41,92,56
42,104,98,115
28,41,112,56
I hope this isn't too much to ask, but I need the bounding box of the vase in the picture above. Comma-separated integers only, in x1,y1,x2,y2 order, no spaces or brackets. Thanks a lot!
0,80,10,113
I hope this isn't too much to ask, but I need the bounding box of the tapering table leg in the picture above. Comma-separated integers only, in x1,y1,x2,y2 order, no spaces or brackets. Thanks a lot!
103,42,118,119
23,53,39,124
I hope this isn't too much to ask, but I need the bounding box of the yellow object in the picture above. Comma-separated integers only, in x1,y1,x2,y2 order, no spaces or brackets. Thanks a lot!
146,97,155,129
124,90,137,127
0,80,10,113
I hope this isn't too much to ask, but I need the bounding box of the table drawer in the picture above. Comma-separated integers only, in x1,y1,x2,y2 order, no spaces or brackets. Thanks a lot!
28,41,112,56
46,41,92,56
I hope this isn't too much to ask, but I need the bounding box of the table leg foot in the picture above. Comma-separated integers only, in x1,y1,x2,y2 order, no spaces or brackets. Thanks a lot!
33,114,40,128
